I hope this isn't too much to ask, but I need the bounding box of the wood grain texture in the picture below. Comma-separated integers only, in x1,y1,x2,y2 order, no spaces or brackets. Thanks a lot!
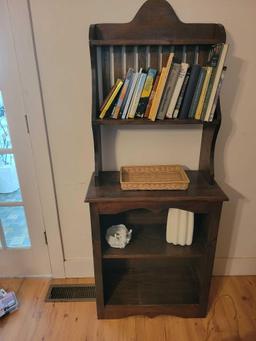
0,277,256,341
90,0,226,45
85,171,228,204
87,0,228,321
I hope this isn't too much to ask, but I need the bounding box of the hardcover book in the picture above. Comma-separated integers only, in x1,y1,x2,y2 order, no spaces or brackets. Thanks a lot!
166,62,189,118
188,67,207,118
208,66,227,121
203,43,229,121
112,68,134,119
135,68,157,117
148,52,174,121
173,72,190,118
178,64,201,119
157,63,181,120
194,66,213,120
121,71,140,119
128,72,147,118
99,79,123,119
144,74,160,118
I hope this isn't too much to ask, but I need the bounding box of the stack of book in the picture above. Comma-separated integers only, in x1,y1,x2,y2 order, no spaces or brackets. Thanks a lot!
98,43,228,122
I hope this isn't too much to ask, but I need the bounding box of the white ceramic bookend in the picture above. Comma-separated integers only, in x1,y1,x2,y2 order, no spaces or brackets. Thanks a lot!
166,208,194,246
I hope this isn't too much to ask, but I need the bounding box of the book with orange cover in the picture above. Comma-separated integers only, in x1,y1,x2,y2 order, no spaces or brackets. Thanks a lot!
148,53,174,121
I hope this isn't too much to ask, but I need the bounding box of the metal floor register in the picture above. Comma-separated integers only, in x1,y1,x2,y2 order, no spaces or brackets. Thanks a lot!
46,284,96,302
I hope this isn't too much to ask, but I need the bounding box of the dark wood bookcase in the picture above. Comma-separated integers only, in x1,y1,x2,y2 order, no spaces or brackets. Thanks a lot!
85,0,228,319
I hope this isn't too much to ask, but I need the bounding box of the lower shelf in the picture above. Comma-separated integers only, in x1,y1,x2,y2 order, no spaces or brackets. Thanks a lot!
102,303,204,319
103,259,200,306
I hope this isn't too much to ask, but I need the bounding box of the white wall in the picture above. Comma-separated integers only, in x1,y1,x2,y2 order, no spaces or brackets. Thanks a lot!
29,0,256,276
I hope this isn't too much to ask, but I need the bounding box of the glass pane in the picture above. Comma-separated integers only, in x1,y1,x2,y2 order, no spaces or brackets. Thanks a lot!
0,154,22,202
0,206,31,248
0,90,12,149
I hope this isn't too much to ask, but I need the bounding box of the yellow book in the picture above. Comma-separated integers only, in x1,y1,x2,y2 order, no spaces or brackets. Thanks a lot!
194,67,213,120
99,79,123,119
148,53,174,121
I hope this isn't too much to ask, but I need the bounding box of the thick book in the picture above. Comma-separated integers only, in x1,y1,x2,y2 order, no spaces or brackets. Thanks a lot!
148,52,174,121
135,68,157,117
173,72,190,118
208,66,227,121
194,66,213,120
157,63,181,120
203,43,229,121
128,72,147,118
178,64,201,119
121,71,140,119
188,67,206,118
99,79,123,119
144,74,160,118
166,62,189,118
112,68,134,119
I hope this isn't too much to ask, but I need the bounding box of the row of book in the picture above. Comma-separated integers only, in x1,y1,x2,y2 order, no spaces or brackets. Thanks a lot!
98,43,228,122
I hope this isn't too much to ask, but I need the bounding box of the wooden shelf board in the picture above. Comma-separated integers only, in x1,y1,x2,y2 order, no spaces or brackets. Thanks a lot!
93,118,220,126
103,224,204,259
85,170,228,203
90,39,222,46
103,262,199,306
102,303,202,318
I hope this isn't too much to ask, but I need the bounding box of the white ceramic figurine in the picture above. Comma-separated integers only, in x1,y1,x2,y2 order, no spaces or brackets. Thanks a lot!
105,224,132,249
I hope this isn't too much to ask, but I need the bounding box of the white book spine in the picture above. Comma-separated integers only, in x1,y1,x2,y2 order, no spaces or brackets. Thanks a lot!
121,72,138,119
208,68,226,121
128,73,146,118
126,68,142,118
204,44,228,121
169,63,189,118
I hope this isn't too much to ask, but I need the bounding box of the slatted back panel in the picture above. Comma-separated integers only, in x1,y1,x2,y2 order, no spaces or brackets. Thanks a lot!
89,0,226,177
95,44,213,110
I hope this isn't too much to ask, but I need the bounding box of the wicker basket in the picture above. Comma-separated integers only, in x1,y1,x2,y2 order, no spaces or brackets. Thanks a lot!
120,165,190,190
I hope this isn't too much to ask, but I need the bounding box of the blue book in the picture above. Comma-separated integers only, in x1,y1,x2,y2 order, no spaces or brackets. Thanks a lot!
188,67,207,118
127,72,147,118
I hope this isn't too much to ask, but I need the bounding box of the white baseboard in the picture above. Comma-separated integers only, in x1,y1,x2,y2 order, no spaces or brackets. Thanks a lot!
64,258,94,278
213,257,256,275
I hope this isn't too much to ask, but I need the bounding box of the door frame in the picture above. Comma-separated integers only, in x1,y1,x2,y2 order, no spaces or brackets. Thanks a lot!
6,0,65,277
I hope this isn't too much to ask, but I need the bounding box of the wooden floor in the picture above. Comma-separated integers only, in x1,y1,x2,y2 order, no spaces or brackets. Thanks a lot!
0,277,256,341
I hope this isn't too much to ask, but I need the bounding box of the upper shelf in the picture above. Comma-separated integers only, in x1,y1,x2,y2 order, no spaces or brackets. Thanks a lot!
92,119,220,126
90,39,223,46
89,0,226,45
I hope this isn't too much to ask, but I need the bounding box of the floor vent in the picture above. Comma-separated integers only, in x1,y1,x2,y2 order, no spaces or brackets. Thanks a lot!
46,284,96,302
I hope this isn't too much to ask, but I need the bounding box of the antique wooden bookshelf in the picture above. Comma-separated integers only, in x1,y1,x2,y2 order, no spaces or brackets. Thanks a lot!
85,0,228,319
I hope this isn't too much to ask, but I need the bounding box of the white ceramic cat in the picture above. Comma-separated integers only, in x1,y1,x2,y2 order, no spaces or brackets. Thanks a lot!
105,224,132,249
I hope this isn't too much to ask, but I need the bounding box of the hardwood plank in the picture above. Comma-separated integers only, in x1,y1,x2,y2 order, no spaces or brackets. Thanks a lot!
0,277,256,340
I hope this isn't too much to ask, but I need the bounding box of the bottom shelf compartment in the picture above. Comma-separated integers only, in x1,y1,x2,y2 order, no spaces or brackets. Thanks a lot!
103,259,200,306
